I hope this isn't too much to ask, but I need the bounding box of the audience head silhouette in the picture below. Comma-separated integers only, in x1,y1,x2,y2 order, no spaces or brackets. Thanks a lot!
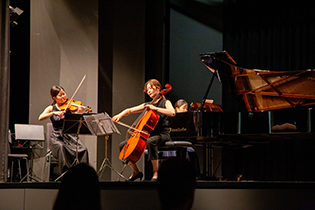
158,157,196,210
53,163,101,210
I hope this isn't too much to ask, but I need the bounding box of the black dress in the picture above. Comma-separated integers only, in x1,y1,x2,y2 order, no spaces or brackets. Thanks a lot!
146,97,171,160
50,104,89,174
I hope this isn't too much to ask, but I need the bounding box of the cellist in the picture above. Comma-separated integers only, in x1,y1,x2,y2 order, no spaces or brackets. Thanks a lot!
112,79,176,181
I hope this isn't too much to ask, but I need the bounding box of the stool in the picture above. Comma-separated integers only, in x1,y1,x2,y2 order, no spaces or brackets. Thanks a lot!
8,154,29,182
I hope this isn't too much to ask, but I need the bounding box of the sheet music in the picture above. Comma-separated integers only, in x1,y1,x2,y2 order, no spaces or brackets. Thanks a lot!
83,112,120,136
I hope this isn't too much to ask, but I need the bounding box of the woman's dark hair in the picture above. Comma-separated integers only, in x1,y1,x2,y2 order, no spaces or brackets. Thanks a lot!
50,85,64,105
175,99,188,109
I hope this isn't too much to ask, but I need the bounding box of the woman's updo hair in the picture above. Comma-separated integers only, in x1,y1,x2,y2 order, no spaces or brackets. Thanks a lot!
143,79,161,93
50,85,64,105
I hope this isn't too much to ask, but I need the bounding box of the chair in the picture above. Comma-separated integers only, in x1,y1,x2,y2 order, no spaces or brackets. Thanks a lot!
7,129,29,182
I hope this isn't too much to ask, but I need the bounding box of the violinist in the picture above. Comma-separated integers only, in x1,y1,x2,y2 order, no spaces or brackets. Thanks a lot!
112,79,176,181
38,85,89,175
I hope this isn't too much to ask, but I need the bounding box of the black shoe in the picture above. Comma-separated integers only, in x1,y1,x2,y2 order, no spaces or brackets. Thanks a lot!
151,177,157,182
129,172,143,181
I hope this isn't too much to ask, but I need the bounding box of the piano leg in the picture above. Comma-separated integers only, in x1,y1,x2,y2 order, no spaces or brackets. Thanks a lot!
199,142,222,180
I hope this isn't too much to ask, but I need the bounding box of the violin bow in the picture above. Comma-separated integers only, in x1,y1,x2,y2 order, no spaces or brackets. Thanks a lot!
64,74,87,111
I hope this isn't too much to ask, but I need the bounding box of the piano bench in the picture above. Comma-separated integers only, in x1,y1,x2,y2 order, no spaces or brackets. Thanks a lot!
158,140,193,158
164,141,192,148
144,140,193,180
144,141,192,157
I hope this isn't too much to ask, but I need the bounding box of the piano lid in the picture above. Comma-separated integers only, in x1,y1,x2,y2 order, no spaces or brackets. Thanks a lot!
200,51,315,112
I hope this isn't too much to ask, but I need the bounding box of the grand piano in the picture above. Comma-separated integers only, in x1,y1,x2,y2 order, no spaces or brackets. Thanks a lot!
170,51,315,181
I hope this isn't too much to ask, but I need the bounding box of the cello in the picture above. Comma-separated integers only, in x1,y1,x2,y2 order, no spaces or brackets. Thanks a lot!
119,84,172,163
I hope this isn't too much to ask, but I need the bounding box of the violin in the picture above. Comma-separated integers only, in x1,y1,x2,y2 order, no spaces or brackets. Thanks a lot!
119,84,172,163
59,98,92,113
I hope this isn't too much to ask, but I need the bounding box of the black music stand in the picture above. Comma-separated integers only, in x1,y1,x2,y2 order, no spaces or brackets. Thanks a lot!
15,124,45,182
54,113,92,182
83,112,127,181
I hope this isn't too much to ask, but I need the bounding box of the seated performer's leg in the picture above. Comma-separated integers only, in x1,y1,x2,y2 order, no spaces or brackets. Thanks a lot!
50,132,69,174
119,140,141,179
147,135,161,180
118,141,126,152
50,132,89,174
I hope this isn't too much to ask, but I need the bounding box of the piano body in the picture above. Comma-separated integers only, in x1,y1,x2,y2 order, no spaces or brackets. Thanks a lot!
170,51,315,181
200,51,315,112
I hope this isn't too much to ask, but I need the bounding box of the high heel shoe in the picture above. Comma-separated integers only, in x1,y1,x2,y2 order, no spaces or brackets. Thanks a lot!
129,172,143,181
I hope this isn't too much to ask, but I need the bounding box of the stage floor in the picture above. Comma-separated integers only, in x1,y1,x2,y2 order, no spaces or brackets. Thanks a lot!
1,180,315,210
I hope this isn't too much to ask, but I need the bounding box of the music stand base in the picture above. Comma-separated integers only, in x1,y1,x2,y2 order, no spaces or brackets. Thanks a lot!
98,158,128,181
54,157,79,182
20,147,44,183
20,170,43,183
83,112,123,180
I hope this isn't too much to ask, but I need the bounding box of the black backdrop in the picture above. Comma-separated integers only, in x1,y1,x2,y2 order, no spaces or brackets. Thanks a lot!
224,0,315,71
9,0,30,131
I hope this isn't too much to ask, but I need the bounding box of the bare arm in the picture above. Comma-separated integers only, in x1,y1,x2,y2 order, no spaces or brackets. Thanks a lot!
112,103,146,122
39,103,86,121
38,105,64,121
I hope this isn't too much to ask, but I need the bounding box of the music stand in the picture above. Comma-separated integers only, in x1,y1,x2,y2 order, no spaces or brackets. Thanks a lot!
83,112,127,181
54,113,92,182
14,124,45,182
